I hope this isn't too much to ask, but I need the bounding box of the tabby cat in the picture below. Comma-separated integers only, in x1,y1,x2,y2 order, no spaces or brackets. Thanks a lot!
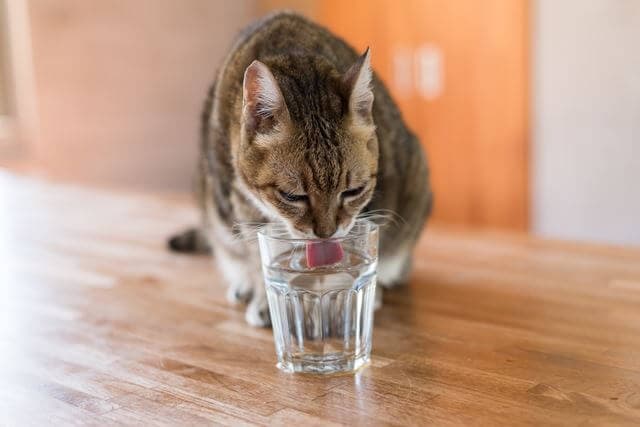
169,12,432,326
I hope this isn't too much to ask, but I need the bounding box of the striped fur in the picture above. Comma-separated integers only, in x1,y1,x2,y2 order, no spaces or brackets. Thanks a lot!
169,12,432,326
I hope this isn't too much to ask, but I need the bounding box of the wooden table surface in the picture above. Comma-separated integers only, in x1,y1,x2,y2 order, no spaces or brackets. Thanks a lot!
2,171,640,426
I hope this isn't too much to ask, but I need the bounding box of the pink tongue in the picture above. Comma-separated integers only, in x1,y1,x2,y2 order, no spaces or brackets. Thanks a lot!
306,241,344,268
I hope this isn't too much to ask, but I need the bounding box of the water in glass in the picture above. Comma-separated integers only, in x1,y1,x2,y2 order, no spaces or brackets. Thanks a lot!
264,245,377,374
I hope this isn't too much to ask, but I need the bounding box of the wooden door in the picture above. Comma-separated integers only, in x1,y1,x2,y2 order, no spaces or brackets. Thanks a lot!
259,0,530,230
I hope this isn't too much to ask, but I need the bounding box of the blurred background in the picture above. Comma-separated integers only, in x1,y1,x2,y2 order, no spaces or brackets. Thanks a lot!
0,0,638,245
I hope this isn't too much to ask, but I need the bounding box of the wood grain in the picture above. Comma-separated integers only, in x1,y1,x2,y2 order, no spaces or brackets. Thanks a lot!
2,171,640,426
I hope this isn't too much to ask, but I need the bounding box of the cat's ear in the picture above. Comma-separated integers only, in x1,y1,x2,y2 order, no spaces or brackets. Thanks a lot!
242,60,289,136
342,48,374,122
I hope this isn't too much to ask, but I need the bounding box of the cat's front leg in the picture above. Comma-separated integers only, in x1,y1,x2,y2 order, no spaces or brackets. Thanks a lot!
374,250,412,311
378,248,412,289
212,240,271,327
245,276,270,327
212,239,255,304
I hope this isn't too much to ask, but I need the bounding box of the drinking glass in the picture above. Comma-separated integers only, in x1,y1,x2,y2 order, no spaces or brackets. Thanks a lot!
257,220,379,374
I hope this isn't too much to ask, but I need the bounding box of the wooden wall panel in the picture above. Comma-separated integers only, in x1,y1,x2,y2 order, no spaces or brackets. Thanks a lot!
260,0,530,230
0,0,9,116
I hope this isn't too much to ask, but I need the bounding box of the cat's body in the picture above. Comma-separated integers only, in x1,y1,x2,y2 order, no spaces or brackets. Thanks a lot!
170,12,432,326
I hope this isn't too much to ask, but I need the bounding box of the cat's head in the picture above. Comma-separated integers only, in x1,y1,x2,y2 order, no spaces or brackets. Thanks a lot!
237,49,378,238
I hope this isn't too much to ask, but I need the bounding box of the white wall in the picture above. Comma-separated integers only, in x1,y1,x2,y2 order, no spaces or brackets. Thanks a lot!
533,0,640,246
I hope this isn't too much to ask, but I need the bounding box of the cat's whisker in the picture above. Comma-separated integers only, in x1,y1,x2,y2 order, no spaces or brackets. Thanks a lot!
356,212,403,228
364,208,407,222
231,221,292,242
358,209,407,226
231,222,263,243
360,217,397,228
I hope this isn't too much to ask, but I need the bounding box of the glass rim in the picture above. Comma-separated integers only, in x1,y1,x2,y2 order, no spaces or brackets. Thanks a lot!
257,218,379,244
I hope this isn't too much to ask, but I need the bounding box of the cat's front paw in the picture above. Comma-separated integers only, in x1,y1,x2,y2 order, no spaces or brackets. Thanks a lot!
374,286,383,311
226,282,253,304
245,297,271,328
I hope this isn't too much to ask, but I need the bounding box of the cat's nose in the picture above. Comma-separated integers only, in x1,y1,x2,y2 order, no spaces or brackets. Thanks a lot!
313,223,337,239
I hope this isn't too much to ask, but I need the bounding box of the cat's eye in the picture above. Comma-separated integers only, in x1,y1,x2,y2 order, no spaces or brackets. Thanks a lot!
278,190,308,203
341,185,367,199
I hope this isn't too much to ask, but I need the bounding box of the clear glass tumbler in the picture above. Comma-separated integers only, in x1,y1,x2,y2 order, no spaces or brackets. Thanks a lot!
258,220,379,374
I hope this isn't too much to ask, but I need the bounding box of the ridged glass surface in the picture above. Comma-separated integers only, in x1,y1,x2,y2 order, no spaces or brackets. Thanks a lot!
264,248,377,374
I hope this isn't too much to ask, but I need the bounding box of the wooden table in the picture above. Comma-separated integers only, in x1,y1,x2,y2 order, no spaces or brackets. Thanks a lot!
2,171,640,426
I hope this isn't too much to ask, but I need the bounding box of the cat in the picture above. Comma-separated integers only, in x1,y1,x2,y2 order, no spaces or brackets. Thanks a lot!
169,11,433,327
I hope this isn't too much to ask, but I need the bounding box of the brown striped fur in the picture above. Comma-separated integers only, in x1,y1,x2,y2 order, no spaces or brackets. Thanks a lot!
169,12,432,326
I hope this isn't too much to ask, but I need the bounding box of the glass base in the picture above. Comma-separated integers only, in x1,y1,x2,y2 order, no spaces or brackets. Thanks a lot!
277,352,370,374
